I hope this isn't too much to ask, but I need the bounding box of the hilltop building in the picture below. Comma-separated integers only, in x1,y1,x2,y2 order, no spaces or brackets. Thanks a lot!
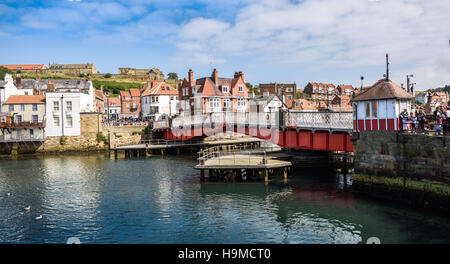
0,64,46,73
118,67,164,80
46,63,98,76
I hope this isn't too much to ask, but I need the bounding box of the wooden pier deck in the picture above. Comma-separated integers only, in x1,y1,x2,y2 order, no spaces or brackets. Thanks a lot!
195,154,291,170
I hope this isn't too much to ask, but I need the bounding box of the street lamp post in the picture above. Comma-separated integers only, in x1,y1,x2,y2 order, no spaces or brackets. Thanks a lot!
105,91,110,123
60,94,64,137
406,74,414,92
360,76,364,91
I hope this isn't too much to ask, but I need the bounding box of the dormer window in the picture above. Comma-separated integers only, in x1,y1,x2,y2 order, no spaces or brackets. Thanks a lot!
222,86,229,93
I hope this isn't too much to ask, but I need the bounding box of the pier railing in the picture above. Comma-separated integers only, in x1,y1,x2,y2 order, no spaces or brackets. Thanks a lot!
197,144,269,166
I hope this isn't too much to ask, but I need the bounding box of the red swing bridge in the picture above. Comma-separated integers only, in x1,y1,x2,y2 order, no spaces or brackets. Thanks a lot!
152,111,354,152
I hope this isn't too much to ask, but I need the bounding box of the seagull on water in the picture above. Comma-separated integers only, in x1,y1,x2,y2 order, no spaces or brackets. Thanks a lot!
23,206,31,211
35,215,42,220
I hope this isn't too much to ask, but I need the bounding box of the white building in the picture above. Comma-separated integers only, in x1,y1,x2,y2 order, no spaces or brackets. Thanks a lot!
105,97,121,120
44,80,95,137
0,74,34,106
250,94,287,113
352,78,413,131
141,81,178,121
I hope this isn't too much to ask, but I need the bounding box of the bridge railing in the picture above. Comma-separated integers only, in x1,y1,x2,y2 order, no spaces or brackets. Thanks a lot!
154,111,353,131
285,111,353,130
168,112,281,129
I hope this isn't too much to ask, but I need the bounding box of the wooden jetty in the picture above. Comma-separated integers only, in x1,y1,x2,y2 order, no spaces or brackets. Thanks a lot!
196,146,292,184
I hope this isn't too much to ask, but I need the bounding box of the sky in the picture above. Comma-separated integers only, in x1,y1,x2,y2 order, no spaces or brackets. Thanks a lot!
0,0,449,91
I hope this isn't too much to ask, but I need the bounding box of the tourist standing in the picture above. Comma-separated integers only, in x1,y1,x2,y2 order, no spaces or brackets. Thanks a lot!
400,109,409,132
410,112,417,133
435,108,443,135
417,109,426,133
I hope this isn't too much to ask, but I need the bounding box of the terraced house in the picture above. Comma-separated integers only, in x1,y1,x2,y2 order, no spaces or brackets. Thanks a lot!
178,69,249,115
304,82,338,102
0,95,46,141
119,89,141,119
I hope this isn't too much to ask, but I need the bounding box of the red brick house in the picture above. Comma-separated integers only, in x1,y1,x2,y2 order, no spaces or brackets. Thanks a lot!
178,69,249,115
304,82,337,102
336,85,354,97
118,88,141,118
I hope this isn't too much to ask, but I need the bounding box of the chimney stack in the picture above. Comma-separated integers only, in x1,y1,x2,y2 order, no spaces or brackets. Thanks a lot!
100,85,103,92
88,75,92,81
16,74,22,89
239,71,244,81
47,80,55,92
188,69,194,86
36,72,41,81
212,68,218,84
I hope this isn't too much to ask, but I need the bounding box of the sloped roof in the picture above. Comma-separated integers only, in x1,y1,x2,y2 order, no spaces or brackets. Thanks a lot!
119,90,130,98
1,64,45,70
308,82,335,88
352,79,413,101
21,79,91,90
107,97,120,106
141,81,177,96
129,88,140,97
94,89,104,100
4,95,45,104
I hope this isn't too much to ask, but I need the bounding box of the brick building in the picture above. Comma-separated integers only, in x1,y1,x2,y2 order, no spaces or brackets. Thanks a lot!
118,89,141,118
258,83,297,108
178,69,249,115
303,82,337,102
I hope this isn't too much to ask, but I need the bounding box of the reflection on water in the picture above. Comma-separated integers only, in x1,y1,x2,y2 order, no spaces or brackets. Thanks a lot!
0,154,449,244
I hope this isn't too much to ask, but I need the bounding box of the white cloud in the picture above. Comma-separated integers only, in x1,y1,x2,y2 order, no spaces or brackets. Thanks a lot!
176,0,450,90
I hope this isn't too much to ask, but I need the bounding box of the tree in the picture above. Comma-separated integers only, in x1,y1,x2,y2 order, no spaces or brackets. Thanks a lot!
104,73,112,78
167,72,178,80
0,66,12,80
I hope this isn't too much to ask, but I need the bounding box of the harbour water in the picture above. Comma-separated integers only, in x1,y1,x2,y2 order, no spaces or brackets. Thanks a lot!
0,153,449,244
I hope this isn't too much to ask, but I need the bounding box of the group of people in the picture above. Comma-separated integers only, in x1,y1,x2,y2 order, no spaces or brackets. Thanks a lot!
399,106,450,135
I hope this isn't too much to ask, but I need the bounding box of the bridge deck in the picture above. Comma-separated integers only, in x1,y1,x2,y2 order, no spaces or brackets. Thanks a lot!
111,138,262,151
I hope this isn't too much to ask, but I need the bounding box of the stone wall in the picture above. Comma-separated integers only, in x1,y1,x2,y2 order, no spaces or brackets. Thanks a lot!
352,131,450,183
103,125,147,148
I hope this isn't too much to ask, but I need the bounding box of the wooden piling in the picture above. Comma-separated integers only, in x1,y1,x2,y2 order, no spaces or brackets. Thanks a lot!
200,169,205,182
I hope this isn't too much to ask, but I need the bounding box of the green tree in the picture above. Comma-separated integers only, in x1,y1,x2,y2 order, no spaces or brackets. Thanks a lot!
0,66,12,80
167,72,178,79
104,73,112,78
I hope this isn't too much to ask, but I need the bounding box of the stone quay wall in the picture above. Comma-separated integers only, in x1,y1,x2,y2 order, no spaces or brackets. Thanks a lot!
0,112,148,155
352,131,450,183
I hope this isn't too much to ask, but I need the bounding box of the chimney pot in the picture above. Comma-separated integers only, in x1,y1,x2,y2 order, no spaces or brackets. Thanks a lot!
212,68,218,84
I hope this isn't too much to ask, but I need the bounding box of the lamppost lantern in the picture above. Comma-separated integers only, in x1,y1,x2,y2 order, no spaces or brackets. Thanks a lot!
360,76,364,91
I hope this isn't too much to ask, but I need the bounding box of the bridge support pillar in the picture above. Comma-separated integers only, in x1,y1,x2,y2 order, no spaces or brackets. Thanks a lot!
161,149,164,158
283,168,288,184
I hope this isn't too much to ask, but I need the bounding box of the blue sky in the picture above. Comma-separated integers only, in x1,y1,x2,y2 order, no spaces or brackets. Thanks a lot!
0,0,449,90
